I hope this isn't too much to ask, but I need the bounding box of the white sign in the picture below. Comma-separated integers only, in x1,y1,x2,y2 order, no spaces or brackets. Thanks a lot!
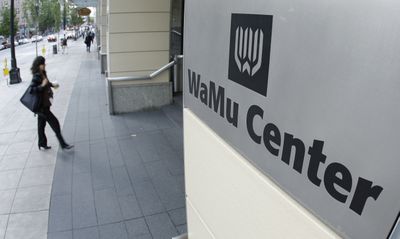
183,0,400,238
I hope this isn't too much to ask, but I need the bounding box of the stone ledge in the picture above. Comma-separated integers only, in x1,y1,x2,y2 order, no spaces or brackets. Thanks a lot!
111,81,172,114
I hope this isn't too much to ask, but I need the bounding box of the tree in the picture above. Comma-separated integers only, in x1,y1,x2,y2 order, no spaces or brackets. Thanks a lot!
0,6,19,37
22,0,39,29
88,16,95,24
23,0,61,33
69,7,83,26
38,0,61,32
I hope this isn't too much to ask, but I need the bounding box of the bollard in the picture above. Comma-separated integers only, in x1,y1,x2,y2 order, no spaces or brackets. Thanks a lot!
3,67,9,77
42,45,46,56
53,44,57,54
2,57,9,77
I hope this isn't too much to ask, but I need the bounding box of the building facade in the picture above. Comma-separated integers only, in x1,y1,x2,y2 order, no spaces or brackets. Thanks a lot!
72,0,400,238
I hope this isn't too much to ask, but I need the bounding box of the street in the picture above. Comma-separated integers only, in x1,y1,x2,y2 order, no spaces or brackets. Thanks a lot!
0,39,75,80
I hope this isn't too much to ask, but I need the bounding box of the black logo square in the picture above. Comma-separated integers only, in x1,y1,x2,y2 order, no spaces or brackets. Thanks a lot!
228,13,273,96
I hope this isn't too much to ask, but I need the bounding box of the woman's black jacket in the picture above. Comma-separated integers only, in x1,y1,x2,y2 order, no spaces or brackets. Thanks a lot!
30,73,53,109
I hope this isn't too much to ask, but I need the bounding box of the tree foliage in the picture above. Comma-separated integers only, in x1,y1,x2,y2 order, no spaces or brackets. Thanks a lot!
23,0,85,33
39,0,61,32
23,0,61,33
69,7,84,26
0,6,19,37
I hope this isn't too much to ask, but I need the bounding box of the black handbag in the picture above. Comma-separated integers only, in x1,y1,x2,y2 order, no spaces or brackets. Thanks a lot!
20,85,41,113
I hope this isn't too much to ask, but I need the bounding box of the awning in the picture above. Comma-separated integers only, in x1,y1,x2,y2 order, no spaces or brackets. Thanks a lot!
68,0,97,8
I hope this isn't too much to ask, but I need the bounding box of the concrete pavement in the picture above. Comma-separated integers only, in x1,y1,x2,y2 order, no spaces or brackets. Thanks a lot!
0,39,186,239
0,39,82,239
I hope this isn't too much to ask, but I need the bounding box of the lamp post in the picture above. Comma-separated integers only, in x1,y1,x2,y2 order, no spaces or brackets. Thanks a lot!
9,0,22,84
63,0,66,31
35,0,39,57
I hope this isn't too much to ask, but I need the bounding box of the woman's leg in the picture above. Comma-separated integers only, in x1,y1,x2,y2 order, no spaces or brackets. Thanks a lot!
37,113,47,146
44,108,67,146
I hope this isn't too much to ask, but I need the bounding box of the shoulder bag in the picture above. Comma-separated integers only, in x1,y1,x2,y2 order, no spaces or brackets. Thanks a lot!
20,85,41,113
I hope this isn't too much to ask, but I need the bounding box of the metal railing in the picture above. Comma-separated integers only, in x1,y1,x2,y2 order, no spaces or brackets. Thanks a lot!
171,29,183,37
107,55,184,114
172,233,188,239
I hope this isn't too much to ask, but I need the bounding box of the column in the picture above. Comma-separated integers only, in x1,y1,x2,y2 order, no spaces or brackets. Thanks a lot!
106,0,172,113
99,0,108,74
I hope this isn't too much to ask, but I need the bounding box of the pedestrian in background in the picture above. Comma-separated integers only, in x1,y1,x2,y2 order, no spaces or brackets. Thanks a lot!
85,33,92,52
61,36,67,54
30,56,73,150
90,31,95,44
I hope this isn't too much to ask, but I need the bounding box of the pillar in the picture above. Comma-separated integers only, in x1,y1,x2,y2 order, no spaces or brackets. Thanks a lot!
99,0,108,74
107,0,172,113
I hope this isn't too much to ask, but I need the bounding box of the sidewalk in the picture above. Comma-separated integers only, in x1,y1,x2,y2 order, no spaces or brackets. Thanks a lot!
0,40,186,239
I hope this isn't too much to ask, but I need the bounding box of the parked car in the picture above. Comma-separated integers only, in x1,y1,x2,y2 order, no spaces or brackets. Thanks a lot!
66,31,76,39
6,37,19,47
18,38,30,45
3,38,11,48
0,36,6,49
47,34,57,42
30,35,43,43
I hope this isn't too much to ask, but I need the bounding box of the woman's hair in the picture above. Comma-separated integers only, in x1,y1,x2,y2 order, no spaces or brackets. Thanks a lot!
30,56,46,75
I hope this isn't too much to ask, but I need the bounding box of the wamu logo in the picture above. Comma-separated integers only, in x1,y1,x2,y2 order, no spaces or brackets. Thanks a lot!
234,27,264,76
228,14,273,96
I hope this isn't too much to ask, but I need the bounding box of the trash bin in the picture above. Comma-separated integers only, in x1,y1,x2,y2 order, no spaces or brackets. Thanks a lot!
52,44,57,54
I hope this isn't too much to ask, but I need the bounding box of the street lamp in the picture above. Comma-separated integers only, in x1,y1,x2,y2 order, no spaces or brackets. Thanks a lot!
35,0,39,57
63,0,66,31
9,0,22,84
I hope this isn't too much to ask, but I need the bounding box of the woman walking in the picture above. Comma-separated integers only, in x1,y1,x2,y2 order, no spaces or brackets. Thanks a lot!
84,33,92,52
30,56,73,150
